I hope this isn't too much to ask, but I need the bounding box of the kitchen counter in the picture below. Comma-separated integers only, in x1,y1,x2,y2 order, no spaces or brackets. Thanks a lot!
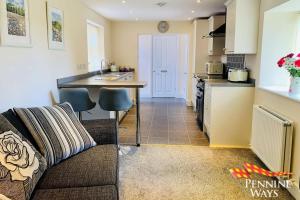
58,72,147,89
193,73,255,87
204,79,255,87
57,71,147,147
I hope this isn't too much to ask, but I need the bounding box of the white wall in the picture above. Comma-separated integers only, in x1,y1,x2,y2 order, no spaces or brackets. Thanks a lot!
0,0,111,112
193,20,209,74
111,21,194,101
245,0,300,198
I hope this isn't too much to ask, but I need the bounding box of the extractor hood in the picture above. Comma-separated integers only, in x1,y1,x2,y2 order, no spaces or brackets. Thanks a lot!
202,23,226,39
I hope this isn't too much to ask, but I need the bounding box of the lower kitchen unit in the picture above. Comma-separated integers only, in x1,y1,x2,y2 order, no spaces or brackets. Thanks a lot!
203,80,254,148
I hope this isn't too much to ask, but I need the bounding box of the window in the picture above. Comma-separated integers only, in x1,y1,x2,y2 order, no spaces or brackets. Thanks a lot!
259,0,300,101
87,21,105,72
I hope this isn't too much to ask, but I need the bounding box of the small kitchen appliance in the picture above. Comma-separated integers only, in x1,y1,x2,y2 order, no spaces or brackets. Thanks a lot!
227,68,249,82
205,62,224,75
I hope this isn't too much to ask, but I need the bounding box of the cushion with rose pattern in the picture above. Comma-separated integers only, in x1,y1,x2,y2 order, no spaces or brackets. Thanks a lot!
0,115,47,200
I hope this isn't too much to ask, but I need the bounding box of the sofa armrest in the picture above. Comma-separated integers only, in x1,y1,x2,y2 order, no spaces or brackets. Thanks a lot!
82,119,117,145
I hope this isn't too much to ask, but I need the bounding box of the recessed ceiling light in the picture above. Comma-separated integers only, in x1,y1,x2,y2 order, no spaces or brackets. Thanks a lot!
122,0,126,3
191,10,195,13
196,0,201,3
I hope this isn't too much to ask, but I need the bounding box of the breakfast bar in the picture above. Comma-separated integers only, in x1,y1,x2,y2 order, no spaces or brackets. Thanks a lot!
57,72,147,146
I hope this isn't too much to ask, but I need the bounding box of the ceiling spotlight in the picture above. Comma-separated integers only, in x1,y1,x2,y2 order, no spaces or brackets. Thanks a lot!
196,0,201,3
191,10,195,13
122,0,126,3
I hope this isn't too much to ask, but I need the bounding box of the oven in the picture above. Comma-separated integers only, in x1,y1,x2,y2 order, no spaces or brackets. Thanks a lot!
196,79,205,131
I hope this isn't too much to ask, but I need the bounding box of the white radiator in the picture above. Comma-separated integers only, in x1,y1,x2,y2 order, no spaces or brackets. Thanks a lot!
251,105,293,173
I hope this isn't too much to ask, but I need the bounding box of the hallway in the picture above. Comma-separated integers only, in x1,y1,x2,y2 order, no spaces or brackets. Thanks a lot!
120,98,209,146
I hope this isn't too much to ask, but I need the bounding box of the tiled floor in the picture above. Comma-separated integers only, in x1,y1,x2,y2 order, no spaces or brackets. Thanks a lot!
120,98,209,146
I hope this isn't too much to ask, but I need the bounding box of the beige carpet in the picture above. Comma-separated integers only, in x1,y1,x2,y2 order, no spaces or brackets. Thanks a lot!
119,145,294,200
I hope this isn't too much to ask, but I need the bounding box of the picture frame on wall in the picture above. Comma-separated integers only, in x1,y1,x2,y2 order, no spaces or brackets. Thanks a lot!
46,3,64,50
0,0,31,47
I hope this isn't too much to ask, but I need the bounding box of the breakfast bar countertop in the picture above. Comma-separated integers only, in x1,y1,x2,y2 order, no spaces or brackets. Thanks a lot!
57,71,147,147
58,72,147,89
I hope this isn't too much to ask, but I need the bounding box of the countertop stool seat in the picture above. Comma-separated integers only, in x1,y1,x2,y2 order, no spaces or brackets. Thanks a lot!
99,88,132,147
59,88,96,121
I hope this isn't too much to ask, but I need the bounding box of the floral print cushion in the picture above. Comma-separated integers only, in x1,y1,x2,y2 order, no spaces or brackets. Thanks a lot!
0,115,47,200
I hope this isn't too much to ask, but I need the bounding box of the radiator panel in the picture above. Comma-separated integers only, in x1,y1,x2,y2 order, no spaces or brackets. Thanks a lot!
251,105,293,173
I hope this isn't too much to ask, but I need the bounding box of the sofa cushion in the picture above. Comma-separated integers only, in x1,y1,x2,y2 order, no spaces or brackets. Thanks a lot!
2,109,39,151
37,145,118,189
32,185,118,200
0,115,47,200
14,103,96,167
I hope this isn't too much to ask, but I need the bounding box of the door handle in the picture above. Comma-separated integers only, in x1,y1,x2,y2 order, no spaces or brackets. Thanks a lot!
161,70,168,73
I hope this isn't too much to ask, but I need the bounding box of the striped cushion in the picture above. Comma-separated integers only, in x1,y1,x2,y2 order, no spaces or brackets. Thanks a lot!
14,103,96,167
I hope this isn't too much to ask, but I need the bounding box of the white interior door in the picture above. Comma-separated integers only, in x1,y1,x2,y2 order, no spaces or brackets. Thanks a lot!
152,35,178,97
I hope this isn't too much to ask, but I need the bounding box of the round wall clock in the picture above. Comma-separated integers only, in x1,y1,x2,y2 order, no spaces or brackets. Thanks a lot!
158,21,169,33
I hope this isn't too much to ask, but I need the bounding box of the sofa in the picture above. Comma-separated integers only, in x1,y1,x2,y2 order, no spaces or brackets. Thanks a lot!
2,110,119,200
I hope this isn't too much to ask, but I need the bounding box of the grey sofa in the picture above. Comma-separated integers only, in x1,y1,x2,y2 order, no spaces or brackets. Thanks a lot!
2,110,119,200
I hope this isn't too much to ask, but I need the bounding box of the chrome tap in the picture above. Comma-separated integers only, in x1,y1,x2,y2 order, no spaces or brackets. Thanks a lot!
100,59,106,74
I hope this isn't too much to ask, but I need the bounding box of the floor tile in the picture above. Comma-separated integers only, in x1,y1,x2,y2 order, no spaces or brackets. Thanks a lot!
119,98,209,146
148,137,169,144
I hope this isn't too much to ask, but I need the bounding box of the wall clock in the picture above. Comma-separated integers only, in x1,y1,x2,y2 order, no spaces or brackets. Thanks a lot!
158,21,169,33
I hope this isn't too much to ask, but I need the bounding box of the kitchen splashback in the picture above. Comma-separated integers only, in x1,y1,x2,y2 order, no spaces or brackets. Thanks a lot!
226,54,245,68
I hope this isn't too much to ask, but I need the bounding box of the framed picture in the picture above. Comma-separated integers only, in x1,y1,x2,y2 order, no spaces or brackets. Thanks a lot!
47,3,64,50
0,0,31,47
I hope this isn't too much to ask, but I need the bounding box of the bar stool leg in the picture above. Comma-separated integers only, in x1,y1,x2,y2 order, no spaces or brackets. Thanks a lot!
115,111,120,149
78,112,82,122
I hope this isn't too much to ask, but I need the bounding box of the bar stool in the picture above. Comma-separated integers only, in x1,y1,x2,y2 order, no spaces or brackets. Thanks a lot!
99,88,132,146
59,88,96,121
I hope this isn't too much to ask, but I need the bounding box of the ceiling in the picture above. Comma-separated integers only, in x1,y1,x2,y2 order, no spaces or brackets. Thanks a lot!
82,0,226,21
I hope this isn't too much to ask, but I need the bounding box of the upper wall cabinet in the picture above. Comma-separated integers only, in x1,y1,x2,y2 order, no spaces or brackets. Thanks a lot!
224,0,260,54
208,16,226,56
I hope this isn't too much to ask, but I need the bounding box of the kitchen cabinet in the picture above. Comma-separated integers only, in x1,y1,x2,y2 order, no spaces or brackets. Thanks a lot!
208,16,225,56
224,0,260,54
203,84,254,148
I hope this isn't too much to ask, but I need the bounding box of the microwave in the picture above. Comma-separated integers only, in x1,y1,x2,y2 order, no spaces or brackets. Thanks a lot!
205,62,224,75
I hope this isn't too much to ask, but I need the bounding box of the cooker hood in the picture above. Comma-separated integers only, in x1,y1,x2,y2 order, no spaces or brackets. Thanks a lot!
202,23,226,39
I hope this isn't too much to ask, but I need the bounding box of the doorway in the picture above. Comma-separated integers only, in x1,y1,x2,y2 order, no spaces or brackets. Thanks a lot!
138,34,189,99
87,20,104,72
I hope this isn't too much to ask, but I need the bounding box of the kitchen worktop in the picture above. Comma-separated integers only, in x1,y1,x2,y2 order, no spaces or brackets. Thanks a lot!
193,73,255,87
58,71,147,89
204,79,255,87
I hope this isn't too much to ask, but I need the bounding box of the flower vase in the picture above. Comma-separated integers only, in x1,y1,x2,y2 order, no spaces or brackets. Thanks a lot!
289,77,300,95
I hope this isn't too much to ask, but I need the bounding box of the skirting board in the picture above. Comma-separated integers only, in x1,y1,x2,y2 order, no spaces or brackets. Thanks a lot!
209,145,251,149
185,100,192,107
